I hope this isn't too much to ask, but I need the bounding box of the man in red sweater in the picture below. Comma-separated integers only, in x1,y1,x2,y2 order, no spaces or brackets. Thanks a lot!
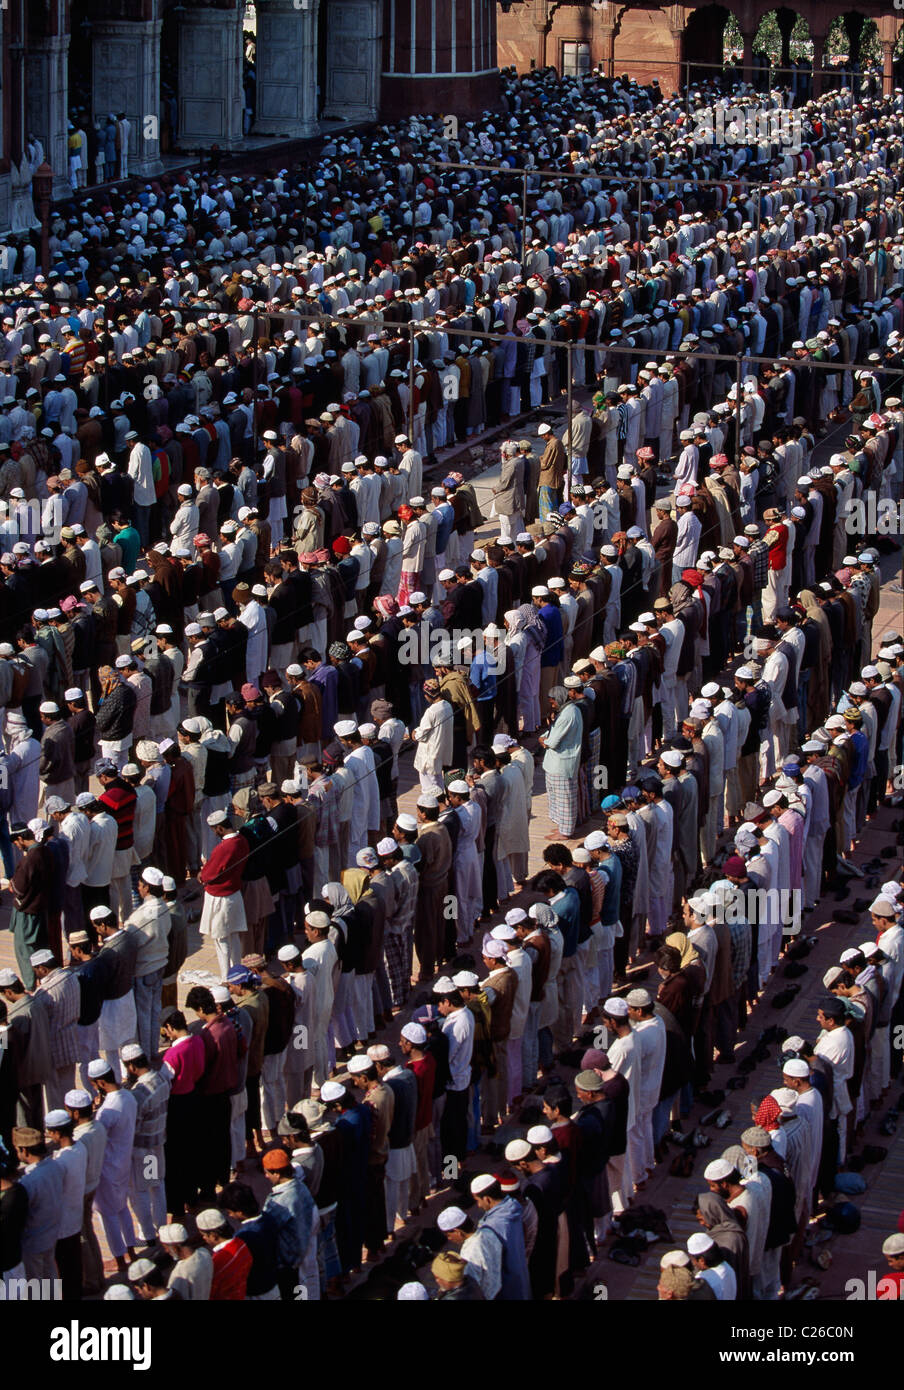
197,1207,252,1299
199,811,250,978
761,505,790,622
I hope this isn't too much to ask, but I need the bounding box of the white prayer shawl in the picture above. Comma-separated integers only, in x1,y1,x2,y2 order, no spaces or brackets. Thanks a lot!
607,1029,641,1129
413,699,454,773
814,1026,855,1118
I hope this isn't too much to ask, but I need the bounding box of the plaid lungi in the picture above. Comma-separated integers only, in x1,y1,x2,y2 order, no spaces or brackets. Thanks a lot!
546,771,579,837
539,486,559,520
384,929,412,1009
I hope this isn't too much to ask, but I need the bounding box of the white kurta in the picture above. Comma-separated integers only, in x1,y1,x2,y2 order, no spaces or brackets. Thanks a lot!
412,699,453,774
345,744,379,856
238,600,268,687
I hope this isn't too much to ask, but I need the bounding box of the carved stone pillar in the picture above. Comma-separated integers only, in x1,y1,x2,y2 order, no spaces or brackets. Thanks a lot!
741,30,756,87
178,3,244,148
323,0,380,122
92,20,163,178
25,34,70,199
254,0,319,139
811,32,826,98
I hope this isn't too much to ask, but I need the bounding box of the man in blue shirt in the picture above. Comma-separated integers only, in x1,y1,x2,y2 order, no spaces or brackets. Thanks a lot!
533,587,564,711
842,706,869,857
471,1173,530,1300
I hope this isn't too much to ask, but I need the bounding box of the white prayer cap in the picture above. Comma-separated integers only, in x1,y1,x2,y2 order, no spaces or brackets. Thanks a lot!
660,749,682,768
762,789,783,808
356,847,378,868
44,1108,71,1129
881,881,902,899
65,1089,93,1109
30,948,55,966
583,831,607,850
39,699,60,715
127,1257,157,1285
347,1054,372,1074
770,1087,798,1113
121,1043,144,1062
104,1285,135,1300
207,809,229,827
735,665,756,681
87,1058,113,1079
334,719,357,737
320,1081,346,1103
687,1233,714,1255
703,1159,735,1182
452,970,478,988
437,1206,467,1232
527,1124,554,1146
376,837,397,857
782,1058,809,1078
869,897,896,917
781,1035,806,1054
661,1250,691,1269
857,942,879,959
491,924,517,941
158,1223,189,1245
433,976,455,993
505,1139,532,1162
277,945,301,962
470,1173,497,1195
604,996,628,1017
397,1282,430,1300
447,779,469,795
505,907,528,926
396,813,418,832
196,1209,227,1231
401,1022,427,1046
211,986,231,1004
141,866,164,887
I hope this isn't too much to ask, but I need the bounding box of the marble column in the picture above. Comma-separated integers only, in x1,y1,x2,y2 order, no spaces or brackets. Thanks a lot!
25,34,70,199
92,20,163,178
323,0,381,122
811,32,826,98
254,0,319,139
741,30,756,88
178,3,244,149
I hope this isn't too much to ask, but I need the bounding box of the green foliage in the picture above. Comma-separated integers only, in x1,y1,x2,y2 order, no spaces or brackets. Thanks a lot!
723,9,882,67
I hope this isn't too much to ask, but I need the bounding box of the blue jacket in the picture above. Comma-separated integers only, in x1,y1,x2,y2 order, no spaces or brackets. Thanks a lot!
538,603,564,667
478,1196,531,1300
264,1176,315,1270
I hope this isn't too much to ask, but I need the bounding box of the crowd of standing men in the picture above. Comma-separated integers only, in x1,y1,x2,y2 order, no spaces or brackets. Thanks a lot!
0,62,903,1302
